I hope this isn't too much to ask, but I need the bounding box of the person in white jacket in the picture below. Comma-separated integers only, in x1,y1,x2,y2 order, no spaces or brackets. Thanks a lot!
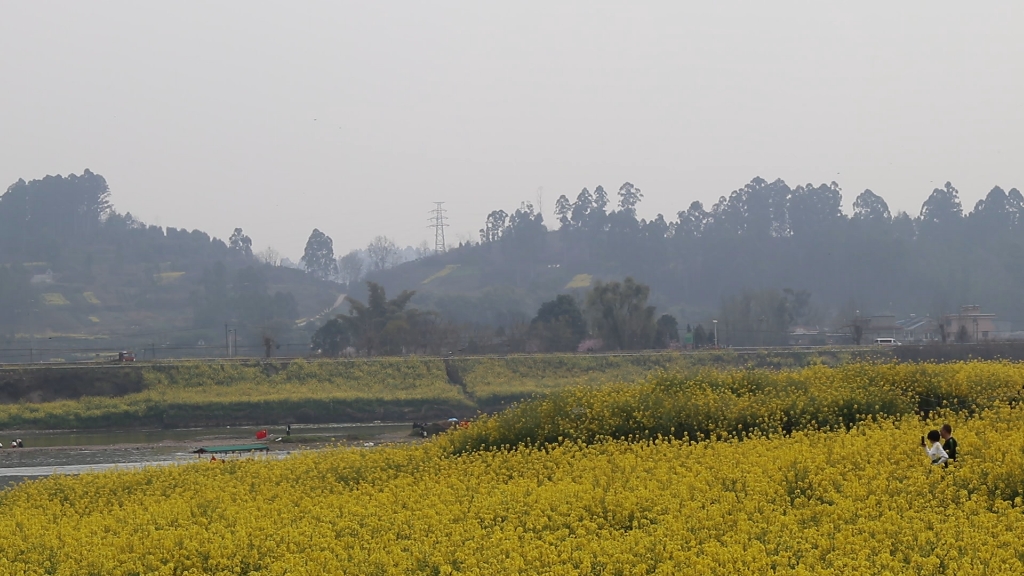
921,429,948,466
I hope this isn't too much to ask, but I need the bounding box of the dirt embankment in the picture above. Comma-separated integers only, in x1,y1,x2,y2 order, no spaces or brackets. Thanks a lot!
0,365,147,403
893,342,1024,362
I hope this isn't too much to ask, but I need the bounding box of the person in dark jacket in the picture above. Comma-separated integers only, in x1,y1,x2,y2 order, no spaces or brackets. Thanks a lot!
941,424,957,465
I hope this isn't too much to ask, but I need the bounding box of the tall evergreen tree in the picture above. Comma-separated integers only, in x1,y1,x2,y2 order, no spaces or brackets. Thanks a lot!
301,228,338,279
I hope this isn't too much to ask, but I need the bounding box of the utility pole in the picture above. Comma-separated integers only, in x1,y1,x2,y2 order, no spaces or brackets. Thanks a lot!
23,201,30,259
429,202,449,254
225,323,230,358
28,304,34,363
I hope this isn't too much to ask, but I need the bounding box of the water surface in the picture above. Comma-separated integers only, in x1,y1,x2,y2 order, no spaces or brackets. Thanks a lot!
0,422,412,486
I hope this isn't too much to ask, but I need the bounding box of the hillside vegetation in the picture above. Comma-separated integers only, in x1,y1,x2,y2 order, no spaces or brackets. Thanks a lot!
368,178,1024,341
0,171,342,361
8,170,1024,362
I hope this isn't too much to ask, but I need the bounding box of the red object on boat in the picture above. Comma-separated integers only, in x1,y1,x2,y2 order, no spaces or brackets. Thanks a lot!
255,429,268,440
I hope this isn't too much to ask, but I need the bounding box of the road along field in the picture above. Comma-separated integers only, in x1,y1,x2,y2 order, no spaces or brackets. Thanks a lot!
0,349,877,430
2,361,1024,574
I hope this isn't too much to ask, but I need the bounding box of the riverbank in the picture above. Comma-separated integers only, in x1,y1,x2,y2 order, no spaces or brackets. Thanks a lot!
0,422,421,488
0,350,884,430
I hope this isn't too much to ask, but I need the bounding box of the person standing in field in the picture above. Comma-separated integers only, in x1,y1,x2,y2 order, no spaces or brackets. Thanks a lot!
941,424,957,465
921,430,948,466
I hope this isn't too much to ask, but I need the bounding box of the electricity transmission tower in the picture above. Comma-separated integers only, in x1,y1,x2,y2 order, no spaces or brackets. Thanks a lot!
429,202,449,254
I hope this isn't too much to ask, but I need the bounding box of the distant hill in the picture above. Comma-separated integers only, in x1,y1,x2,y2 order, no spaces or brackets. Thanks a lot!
364,242,597,328
0,171,343,362
8,171,1024,359
367,178,1024,341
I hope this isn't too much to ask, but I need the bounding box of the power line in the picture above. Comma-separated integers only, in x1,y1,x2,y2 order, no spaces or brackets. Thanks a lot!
428,202,449,254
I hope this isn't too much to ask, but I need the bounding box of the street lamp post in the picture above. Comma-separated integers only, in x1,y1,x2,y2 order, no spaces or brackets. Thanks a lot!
713,320,718,348
26,301,36,363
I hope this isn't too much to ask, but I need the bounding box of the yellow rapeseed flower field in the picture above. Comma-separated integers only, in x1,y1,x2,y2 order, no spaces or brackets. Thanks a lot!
443,361,1024,452
40,292,70,306
565,273,593,289
3,362,1024,574
422,264,460,284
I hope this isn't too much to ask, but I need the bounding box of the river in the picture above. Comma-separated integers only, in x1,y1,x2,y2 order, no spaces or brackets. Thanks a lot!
0,422,413,487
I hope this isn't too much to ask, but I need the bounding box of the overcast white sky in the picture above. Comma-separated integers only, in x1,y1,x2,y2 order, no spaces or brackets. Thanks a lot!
1,2,1022,259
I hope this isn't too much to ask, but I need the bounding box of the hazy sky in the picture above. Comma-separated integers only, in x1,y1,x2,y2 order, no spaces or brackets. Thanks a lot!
2,2,1022,260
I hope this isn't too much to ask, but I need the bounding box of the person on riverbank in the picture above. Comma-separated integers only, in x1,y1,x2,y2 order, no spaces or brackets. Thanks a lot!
941,424,957,465
921,430,948,466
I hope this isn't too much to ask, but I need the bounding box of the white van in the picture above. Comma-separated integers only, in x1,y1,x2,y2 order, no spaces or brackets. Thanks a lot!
873,337,901,345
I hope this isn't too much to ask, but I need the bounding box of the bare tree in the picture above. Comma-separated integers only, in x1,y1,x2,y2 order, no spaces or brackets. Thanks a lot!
256,246,281,266
337,250,364,285
366,235,400,271
415,240,432,260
